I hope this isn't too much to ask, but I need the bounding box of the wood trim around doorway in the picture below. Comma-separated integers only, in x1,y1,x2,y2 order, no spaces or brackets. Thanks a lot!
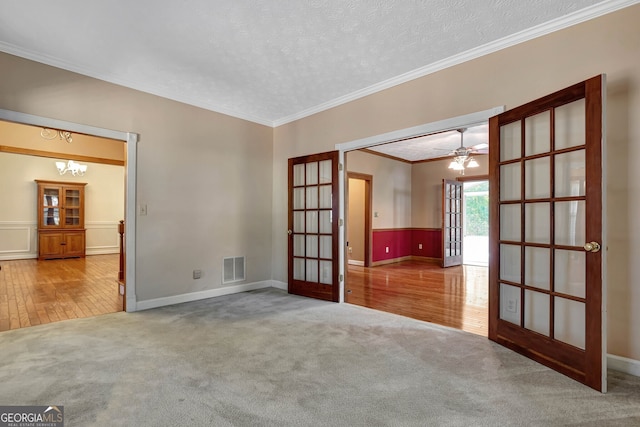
0,145,125,166
456,174,489,182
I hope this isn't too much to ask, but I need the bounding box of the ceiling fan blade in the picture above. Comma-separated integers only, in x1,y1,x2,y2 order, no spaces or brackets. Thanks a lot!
468,142,488,154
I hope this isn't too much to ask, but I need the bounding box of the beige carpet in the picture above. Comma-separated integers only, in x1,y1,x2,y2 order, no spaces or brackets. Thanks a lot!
1,288,639,426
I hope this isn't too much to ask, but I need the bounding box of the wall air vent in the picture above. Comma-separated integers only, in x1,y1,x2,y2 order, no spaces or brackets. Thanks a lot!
223,256,245,284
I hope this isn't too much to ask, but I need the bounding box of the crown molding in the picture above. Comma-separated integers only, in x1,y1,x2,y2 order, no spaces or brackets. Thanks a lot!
0,41,275,128
273,0,640,127
360,148,413,164
1,0,637,128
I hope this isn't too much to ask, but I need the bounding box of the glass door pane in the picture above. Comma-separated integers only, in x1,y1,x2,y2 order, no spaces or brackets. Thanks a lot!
554,297,586,349
63,187,82,226
42,187,60,226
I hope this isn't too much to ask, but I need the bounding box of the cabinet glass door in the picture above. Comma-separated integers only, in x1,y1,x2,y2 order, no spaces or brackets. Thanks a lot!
64,188,81,226
42,187,60,227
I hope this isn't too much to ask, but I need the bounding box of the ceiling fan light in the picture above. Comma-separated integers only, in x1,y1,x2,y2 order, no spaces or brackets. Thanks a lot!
467,158,479,168
449,160,464,170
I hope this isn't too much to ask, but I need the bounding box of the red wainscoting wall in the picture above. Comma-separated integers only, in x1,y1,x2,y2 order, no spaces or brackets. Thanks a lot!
372,228,442,263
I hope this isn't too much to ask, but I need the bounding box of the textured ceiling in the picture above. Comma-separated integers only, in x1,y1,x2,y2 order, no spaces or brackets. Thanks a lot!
0,1,633,126
367,124,488,162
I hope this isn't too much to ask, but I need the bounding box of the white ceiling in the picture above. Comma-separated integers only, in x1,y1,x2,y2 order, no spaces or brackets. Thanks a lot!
0,1,634,127
366,124,488,162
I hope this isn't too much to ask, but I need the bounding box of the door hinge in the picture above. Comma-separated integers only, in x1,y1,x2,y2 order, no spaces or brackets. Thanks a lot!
338,163,343,171
339,274,344,282
339,218,344,226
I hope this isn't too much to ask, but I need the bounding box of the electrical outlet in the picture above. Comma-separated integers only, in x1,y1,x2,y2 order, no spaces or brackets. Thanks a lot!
385,246,389,253
418,243,423,250
193,269,202,279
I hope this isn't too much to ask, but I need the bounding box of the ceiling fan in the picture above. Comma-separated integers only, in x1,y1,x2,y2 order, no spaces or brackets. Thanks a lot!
449,128,488,156
447,128,487,173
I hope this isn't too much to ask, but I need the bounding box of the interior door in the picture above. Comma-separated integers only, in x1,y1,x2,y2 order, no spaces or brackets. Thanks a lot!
489,75,605,391
288,151,340,302
442,179,463,267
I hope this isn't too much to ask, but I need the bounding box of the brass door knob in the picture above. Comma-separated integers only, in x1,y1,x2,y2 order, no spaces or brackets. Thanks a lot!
583,242,601,253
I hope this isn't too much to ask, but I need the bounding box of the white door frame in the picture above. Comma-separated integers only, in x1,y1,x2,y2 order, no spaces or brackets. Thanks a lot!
0,108,139,311
334,106,504,302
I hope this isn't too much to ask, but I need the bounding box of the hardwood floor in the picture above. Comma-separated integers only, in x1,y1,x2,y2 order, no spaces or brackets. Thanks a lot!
1,255,485,335
0,254,122,332
346,259,488,336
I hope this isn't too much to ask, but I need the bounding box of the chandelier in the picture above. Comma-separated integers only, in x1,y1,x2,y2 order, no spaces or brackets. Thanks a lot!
55,160,87,176
448,129,479,174
41,128,73,143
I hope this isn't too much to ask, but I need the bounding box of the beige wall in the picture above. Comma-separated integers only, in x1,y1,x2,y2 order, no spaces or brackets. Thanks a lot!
0,52,274,302
0,152,124,258
346,151,412,229
274,6,640,361
0,120,125,161
412,156,488,229
345,152,487,234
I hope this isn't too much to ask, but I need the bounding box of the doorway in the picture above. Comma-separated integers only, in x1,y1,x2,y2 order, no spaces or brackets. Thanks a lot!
339,110,500,336
0,108,138,326
0,122,126,331
347,172,372,268
462,179,489,266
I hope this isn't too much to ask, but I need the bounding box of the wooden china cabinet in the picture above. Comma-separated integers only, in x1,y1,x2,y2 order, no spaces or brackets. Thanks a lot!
35,180,87,260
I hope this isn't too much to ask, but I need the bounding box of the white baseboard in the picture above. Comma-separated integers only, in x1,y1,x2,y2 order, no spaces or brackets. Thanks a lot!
0,254,37,261
0,251,117,260
269,280,288,291
348,260,364,266
135,280,289,311
608,354,640,377
86,248,119,256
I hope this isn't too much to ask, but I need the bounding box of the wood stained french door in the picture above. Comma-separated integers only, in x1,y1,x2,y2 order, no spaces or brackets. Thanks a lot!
288,151,340,302
489,75,605,391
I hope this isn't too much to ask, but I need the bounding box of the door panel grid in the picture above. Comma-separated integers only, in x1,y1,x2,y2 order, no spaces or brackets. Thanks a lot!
288,152,339,302
442,179,463,267
489,76,604,391
498,116,588,335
